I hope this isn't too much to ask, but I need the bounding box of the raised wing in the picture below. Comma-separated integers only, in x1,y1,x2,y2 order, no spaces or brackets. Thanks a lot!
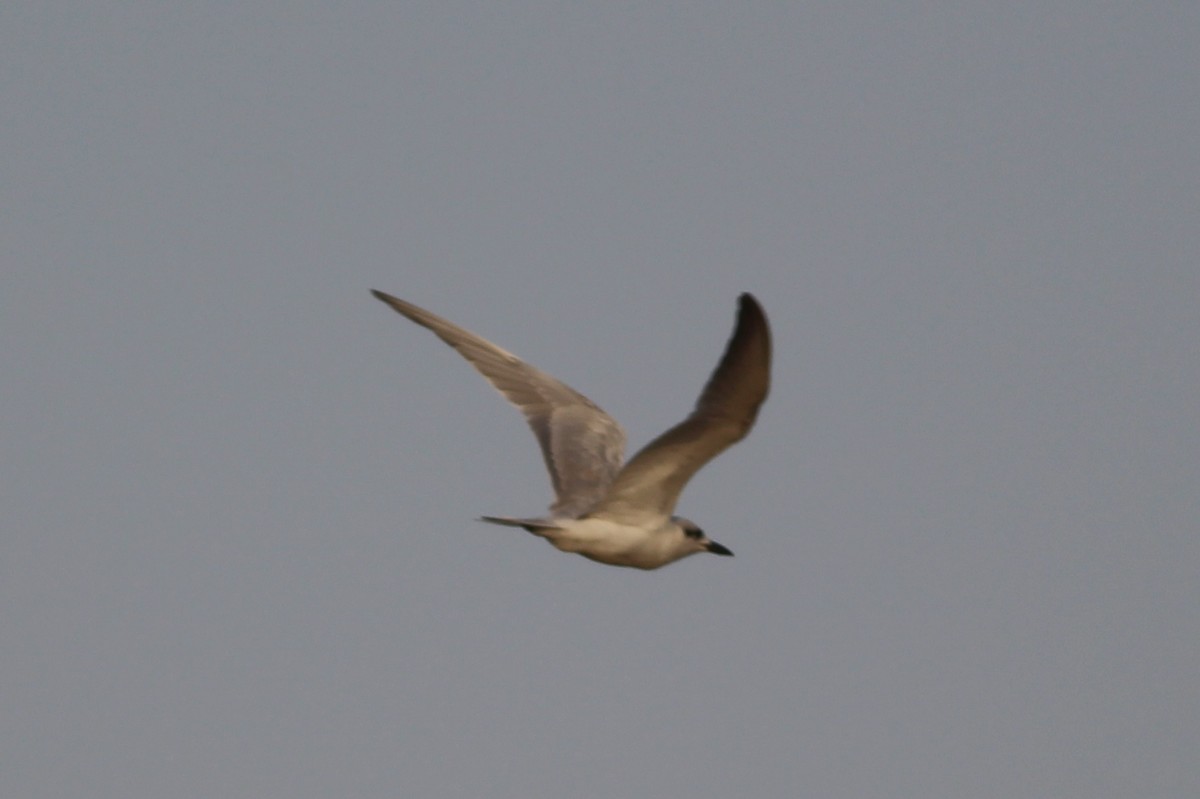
588,293,771,525
371,290,625,517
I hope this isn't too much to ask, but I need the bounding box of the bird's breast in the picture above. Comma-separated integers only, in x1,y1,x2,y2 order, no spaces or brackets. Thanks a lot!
546,517,681,569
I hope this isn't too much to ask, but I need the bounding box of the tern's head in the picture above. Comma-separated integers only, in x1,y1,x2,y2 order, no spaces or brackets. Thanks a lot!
675,516,734,558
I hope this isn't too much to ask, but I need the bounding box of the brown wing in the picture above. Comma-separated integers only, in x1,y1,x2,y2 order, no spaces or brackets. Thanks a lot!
588,293,771,524
371,290,626,516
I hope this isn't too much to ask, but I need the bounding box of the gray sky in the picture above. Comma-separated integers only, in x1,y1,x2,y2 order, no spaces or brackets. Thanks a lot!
3,3,1197,797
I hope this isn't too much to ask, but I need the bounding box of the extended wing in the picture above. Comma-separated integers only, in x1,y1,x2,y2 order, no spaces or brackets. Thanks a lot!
588,293,771,525
372,290,626,517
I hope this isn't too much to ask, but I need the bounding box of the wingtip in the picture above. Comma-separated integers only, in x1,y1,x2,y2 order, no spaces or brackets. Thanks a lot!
736,293,768,326
372,289,409,313
737,292,762,311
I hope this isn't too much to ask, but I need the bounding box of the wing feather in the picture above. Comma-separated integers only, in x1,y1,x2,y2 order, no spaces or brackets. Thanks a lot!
588,293,771,524
371,290,625,516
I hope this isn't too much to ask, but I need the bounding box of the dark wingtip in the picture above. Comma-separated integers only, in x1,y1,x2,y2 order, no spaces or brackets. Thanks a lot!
737,292,765,316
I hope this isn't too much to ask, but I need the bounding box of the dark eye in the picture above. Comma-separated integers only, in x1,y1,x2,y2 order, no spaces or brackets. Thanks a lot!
683,526,705,540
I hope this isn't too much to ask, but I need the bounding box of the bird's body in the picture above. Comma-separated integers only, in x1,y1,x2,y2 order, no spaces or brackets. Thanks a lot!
371,289,771,569
479,514,726,570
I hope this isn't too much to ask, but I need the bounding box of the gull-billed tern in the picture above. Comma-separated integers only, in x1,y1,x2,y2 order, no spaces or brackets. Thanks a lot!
371,290,771,570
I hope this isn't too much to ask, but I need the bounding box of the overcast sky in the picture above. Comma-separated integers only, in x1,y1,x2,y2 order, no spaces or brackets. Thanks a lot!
3,3,1198,797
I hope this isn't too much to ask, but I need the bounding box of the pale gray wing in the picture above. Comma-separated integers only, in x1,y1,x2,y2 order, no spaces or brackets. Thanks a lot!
588,293,771,524
371,290,625,517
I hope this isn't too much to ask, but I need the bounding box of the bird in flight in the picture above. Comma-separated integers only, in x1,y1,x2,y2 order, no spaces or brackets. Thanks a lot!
371,289,771,569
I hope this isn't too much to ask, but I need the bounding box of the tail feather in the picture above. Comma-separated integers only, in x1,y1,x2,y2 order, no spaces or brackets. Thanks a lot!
479,516,562,534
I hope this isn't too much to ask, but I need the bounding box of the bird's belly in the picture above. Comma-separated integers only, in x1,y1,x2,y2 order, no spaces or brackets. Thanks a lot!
546,518,670,569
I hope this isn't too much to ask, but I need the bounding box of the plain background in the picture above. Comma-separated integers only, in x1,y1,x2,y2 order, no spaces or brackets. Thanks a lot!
3,3,1197,797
